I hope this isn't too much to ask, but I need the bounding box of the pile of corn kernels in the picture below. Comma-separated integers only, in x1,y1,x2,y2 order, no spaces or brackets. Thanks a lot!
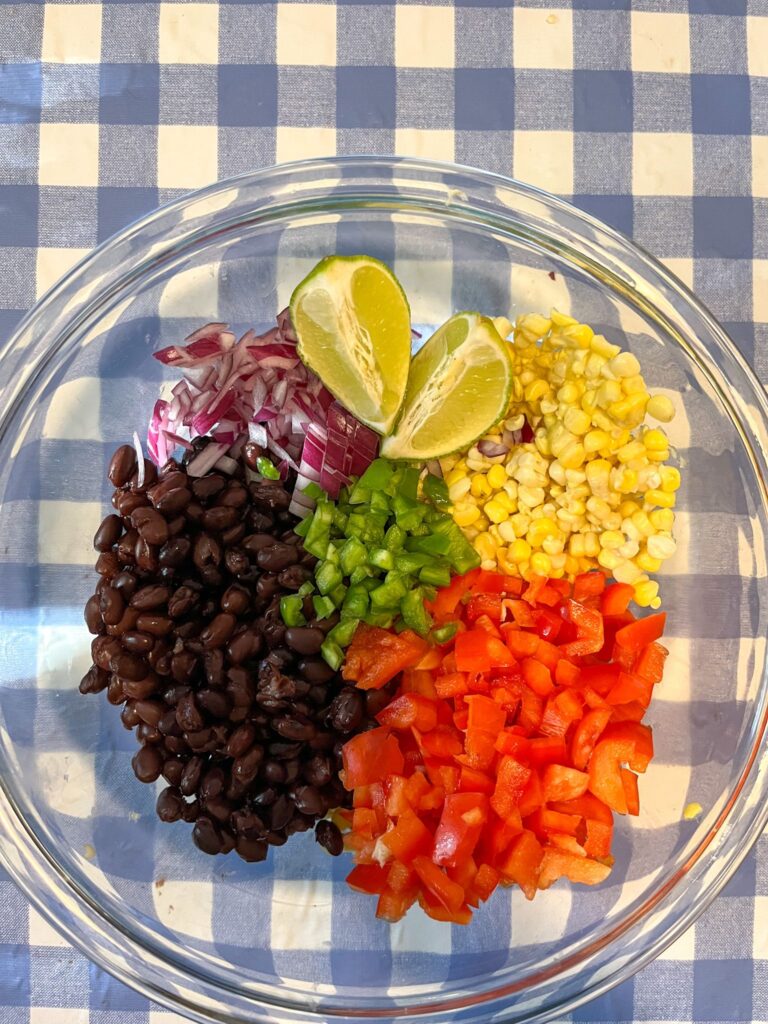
440,310,679,609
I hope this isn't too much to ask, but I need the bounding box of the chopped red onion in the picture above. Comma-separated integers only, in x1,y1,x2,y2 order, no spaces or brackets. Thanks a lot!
478,439,509,458
132,431,145,487
186,441,230,478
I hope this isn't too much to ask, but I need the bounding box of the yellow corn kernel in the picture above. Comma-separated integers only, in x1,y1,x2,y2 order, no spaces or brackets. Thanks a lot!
550,308,577,327
647,533,677,560
471,474,492,500
493,316,513,339
542,534,565,555
613,560,643,585
509,538,532,563
448,478,471,502
559,441,586,470
649,508,675,531
519,312,552,338
518,485,546,508
620,500,641,518
617,469,638,494
635,550,662,573
509,513,531,537
634,579,660,608
631,510,654,537
619,539,640,559
568,534,586,558
660,466,681,492
586,459,611,495
621,374,647,395
564,554,580,576
683,802,703,821
599,530,624,550
474,532,497,561
597,380,623,407
484,499,508,525
591,334,620,360
494,491,515,513
453,504,481,528
643,428,669,452
486,464,507,489
583,531,600,557
527,517,558,545
524,378,550,404
617,440,647,463
597,548,621,571
557,382,580,405
646,447,670,463
496,547,515,575
445,466,466,488
609,392,649,426
498,521,517,544
646,394,675,423
530,552,552,575
562,323,594,348
645,488,676,509
608,351,641,378
584,429,610,453
562,407,591,436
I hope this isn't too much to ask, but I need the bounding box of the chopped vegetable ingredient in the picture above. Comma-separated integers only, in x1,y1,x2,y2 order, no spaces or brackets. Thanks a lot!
340,568,667,923
441,310,679,609
295,459,480,665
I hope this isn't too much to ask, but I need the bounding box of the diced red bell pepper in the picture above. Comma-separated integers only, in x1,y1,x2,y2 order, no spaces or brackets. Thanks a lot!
433,792,489,868
583,818,613,858
471,863,500,903
571,707,612,771
352,806,380,837
401,668,438,699
387,859,416,894
634,641,668,684
377,692,438,732
621,767,640,815
466,693,507,733
418,888,473,925
561,599,604,656
471,569,518,595
573,571,606,602
343,625,428,690
376,888,417,922
455,630,493,672
417,724,463,758
538,849,612,889
499,829,543,900
458,765,495,794
542,764,590,802
587,735,636,814
600,582,634,616
495,730,531,760
534,607,563,641
342,727,405,789
435,672,469,698
526,807,581,838
431,574,471,621
579,662,622,696
609,700,647,722
550,792,613,825
518,770,544,818
380,810,433,862
547,833,588,857
521,656,554,697
528,735,568,767
518,687,544,732
602,720,654,771
534,639,561,671
555,659,582,687
466,594,504,623
606,671,653,709
347,863,389,895
505,599,536,627
412,855,466,912
540,689,583,738
505,629,540,658
490,755,531,820
614,612,666,653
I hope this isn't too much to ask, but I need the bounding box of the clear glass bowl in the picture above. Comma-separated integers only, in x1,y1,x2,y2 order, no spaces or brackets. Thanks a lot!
1,156,767,1024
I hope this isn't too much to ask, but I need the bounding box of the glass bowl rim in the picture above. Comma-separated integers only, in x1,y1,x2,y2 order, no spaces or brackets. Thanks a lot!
1,154,768,1024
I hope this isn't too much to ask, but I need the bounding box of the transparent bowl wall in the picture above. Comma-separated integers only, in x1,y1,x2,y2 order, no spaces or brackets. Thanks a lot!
1,158,767,1024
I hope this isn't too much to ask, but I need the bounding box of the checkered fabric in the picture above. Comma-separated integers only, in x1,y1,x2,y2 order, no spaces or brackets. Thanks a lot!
1,1,767,1022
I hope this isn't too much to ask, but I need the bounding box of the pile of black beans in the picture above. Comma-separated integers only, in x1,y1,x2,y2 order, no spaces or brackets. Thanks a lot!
81,439,393,862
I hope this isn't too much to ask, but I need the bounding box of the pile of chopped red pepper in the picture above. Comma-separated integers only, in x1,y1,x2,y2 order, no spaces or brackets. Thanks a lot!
338,569,667,924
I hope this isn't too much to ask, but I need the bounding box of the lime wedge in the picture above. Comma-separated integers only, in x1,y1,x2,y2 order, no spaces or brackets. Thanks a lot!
380,312,513,461
290,255,411,434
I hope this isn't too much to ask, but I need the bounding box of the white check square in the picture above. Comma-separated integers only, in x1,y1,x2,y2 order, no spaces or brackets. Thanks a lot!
747,15,768,78
36,248,91,298
42,4,102,63
154,880,214,941
39,123,99,188
633,133,693,196
395,129,454,163
513,130,574,196
159,3,219,64
38,500,103,565
514,8,573,71
42,376,102,441
753,137,768,199
755,260,768,324
276,126,337,163
35,750,96,819
271,879,332,950
276,3,337,67
396,7,455,69
631,12,691,74
158,125,218,189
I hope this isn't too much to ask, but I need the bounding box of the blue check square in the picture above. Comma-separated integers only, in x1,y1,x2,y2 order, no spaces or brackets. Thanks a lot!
455,69,515,131
337,67,396,129
575,194,634,237
218,65,278,128
0,64,41,125
692,74,751,135
693,196,753,259
693,959,753,1021
99,65,159,125
573,70,632,132
0,185,38,246
97,186,159,243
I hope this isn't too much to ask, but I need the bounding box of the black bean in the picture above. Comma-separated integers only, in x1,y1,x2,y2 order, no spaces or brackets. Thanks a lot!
201,506,241,532
277,565,312,590
225,722,256,758
235,836,268,862
193,533,222,570
272,716,316,742
117,529,138,565
170,650,197,683
303,754,333,788
95,551,121,577
192,816,222,855
167,585,199,619
270,794,294,830
112,570,138,598
232,747,263,783
182,799,200,823
206,795,234,823
364,688,394,717
218,482,248,508
116,491,148,518
226,629,261,665
136,614,173,636
249,481,290,511
180,756,204,796
263,759,286,785
284,626,324,656
131,507,169,547
79,664,109,694
257,542,299,572
224,548,250,576
200,613,236,649
109,444,137,487
157,786,185,822
159,537,191,568
94,513,123,552
200,767,226,801
191,473,226,500
121,702,141,730
158,708,182,736
122,673,160,700
135,536,159,573
112,650,148,682
154,486,192,515
221,522,247,547
148,472,187,504
106,606,139,637
220,584,250,616
164,735,189,756
132,744,163,783
162,759,185,786
176,693,204,733
314,819,343,856
299,658,336,685
327,689,364,733
197,688,231,718
283,759,300,784
130,584,171,611
248,510,274,532
243,442,263,470
84,594,103,634
134,699,165,727
129,459,157,493
123,631,155,654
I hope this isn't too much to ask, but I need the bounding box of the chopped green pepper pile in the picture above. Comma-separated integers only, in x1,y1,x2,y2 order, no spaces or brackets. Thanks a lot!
288,459,480,668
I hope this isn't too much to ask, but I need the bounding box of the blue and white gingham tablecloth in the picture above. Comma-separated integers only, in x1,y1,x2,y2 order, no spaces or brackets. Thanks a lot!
1,1,767,1021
